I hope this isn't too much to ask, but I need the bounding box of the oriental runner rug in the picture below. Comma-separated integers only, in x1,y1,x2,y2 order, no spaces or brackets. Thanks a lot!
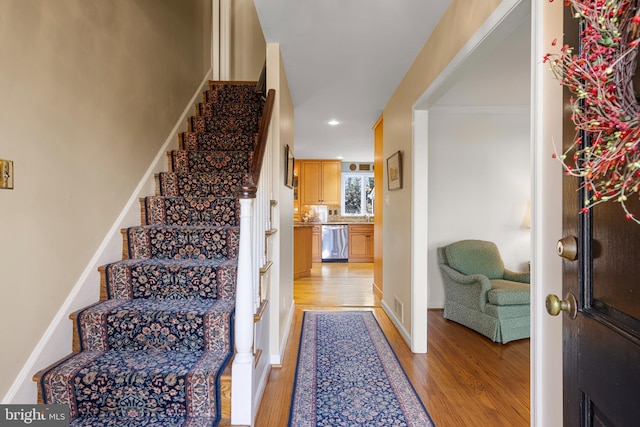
288,311,435,427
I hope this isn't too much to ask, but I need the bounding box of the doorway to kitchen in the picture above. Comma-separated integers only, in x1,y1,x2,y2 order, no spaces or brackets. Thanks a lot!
293,157,380,307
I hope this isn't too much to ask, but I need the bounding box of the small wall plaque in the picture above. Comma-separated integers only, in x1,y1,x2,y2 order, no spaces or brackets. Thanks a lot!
0,159,13,189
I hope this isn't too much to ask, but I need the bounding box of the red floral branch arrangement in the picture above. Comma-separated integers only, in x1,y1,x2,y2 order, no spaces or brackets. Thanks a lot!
545,0,640,222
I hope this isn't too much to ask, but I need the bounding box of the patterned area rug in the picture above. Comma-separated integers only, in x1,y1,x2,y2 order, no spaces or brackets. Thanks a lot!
289,311,435,427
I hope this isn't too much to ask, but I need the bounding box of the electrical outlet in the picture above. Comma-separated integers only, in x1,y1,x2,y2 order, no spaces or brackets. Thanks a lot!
0,159,13,189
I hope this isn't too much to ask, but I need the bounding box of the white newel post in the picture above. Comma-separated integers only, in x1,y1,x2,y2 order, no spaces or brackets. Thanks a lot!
232,196,255,426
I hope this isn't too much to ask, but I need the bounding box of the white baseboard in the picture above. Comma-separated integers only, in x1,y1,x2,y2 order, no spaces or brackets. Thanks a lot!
252,301,294,423
3,69,213,404
252,362,271,425
381,299,412,347
270,300,295,365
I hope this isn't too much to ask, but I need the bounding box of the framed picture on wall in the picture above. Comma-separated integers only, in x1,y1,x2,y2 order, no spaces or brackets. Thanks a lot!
387,150,402,190
285,144,295,188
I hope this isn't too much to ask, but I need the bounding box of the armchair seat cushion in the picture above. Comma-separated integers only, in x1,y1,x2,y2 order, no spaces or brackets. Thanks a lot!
487,280,530,305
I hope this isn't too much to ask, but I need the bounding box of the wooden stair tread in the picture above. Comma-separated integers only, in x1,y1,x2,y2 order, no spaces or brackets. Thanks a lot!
260,261,273,275
220,361,231,420
254,300,268,323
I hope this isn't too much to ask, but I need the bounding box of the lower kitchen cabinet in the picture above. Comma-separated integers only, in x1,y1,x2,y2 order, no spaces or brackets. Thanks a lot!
294,225,312,278
311,225,322,263
348,224,374,263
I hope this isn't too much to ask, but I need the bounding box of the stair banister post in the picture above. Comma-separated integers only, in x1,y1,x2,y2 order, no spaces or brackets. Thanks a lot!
232,185,257,426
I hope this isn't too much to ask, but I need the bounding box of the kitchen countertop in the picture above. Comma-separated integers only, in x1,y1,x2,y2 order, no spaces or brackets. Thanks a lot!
294,221,373,226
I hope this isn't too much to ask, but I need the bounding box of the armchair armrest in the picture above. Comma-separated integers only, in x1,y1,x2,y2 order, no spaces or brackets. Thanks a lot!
503,269,530,284
440,264,491,287
438,264,492,311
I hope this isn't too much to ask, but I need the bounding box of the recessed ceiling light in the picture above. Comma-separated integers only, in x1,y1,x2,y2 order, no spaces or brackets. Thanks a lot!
327,119,340,126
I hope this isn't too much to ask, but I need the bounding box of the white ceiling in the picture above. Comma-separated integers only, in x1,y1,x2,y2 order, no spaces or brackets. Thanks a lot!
253,0,452,162
253,1,531,162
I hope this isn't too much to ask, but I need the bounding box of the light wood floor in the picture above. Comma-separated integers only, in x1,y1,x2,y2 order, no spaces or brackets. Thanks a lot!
255,262,530,426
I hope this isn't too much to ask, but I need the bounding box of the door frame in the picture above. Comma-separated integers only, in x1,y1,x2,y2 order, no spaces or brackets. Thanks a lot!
411,0,564,425
531,1,564,425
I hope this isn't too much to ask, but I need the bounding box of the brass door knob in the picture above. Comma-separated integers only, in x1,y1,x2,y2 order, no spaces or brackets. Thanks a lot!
557,236,578,261
546,293,577,319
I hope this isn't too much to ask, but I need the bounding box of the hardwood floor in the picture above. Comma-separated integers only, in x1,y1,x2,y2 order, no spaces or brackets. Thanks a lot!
255,262,530,426
294,262,380,307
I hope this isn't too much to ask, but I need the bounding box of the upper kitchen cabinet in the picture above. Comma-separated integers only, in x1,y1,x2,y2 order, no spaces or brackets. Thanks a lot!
299,160,341,205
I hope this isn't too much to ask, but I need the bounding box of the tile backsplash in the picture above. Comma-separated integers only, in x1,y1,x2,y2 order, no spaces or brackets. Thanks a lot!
300,204,372,223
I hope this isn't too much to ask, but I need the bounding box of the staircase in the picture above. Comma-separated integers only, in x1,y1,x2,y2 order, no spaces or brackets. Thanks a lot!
34,81,270,427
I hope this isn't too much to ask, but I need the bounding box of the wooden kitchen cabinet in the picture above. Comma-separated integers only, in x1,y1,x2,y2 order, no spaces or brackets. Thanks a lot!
294,225,312,278
311,225,322,263
348,224,374,263
299,160,341,205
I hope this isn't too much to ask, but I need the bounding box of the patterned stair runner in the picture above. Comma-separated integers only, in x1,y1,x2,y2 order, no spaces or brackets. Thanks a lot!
35,82,264,427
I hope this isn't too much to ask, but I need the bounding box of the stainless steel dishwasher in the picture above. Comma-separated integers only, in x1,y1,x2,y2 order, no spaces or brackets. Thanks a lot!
321,224,349,262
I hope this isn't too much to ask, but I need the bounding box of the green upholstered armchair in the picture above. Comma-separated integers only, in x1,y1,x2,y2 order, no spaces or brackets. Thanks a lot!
437,239,530,344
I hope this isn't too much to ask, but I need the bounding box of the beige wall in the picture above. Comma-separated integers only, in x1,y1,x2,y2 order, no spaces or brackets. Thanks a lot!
230,0,266,81
382,0,503,335
266,43,295,361
276,47,294,352
0,0,211,401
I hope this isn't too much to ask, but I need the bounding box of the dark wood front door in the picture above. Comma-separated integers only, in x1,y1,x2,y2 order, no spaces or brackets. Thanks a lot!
559,6,640,426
